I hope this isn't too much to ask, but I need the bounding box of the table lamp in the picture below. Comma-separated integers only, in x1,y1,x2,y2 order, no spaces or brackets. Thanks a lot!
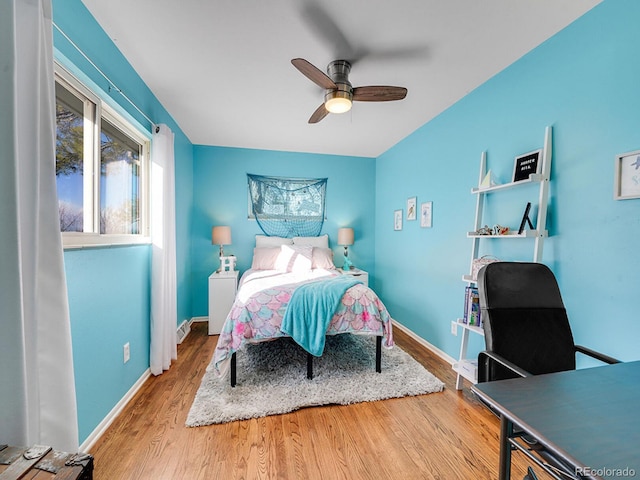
212,226,233,271
338,227,354,271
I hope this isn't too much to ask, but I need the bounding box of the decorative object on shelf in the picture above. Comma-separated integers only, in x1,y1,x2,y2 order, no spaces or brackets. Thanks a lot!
337,227,354,271
212,226,234,272
471,255,500,281
474,225,493,235
473,224,510,236
512,149,542,182
614,149,640,200
480,169,499,189
517,202,534,234
407,197,417,220
394,210,403,231
492,224,510,235
420,201,433,228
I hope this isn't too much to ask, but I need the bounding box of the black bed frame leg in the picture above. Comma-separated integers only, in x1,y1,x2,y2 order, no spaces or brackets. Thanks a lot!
231,352,237,387
376,335,382,373
307,353,313,380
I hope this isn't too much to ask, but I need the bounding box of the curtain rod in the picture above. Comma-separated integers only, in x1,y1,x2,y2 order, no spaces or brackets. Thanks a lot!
52,22,158,133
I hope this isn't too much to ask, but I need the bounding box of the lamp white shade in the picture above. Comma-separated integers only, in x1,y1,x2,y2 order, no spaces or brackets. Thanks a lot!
212,226,232,245
337,227,354,246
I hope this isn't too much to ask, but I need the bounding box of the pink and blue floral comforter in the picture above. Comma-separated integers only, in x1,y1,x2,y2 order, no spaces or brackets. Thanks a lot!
212,269,394,376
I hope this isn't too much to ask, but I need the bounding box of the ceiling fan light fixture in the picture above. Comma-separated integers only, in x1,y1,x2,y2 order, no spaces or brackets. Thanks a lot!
325,95,352,114
324,86,353,114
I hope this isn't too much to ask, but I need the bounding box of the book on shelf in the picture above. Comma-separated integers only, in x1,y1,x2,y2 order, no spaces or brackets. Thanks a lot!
463,286,471,324
463,286,482,327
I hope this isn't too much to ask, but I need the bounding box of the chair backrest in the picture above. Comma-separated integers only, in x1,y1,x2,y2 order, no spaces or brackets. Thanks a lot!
477,262,577,381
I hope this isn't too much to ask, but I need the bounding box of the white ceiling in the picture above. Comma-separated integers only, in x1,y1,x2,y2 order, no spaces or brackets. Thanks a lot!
80,0,600,158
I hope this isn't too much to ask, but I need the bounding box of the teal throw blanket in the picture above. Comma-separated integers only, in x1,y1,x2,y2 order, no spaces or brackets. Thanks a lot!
280,277,361,356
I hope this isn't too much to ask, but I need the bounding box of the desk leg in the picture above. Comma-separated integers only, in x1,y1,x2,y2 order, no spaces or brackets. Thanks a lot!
499,414,513,480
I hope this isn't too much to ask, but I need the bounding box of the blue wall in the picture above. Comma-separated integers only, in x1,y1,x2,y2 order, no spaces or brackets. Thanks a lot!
52,0,194,443
374,0,640,364
65,247,150,441
191,146,376,316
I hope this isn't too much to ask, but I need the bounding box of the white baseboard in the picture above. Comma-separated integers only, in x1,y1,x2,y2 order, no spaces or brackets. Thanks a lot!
392,319,456,365
190,316,208,323
80,368,151,453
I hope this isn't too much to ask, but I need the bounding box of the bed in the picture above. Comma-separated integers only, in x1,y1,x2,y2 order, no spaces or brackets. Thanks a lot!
212,234,395,386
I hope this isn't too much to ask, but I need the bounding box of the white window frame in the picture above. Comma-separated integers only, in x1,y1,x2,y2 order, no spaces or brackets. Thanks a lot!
55,63,151,249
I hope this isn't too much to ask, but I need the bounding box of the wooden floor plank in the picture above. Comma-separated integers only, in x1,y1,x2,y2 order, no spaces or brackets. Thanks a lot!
88,322,554,479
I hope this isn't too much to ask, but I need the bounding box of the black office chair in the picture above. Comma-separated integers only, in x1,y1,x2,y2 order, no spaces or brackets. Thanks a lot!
476,262,620,480
477,262,619,383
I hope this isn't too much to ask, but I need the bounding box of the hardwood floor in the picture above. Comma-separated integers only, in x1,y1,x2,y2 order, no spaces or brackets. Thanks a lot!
89,322,553,479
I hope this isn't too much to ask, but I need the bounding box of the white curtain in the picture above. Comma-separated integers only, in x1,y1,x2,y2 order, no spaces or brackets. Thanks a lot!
150,124,178,375
0,0,79,451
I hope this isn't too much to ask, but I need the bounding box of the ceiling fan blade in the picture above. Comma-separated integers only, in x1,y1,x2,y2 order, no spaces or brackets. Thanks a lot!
292,58,336,90
352,86,408,102
309,103,329,124
299,3,361,62
359,46,429,64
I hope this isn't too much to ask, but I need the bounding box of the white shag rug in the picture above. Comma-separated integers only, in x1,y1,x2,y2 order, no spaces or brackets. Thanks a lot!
186,334,445,426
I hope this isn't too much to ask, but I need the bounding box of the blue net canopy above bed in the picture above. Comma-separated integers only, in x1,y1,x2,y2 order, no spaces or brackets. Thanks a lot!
248,174,327,238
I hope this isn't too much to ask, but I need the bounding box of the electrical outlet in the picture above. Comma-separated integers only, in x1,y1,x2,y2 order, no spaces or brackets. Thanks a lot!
451,321,458,336
123,342,130,363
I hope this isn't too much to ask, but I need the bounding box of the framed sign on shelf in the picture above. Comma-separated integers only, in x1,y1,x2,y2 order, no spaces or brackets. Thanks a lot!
512,149,542,183
614,150,640,200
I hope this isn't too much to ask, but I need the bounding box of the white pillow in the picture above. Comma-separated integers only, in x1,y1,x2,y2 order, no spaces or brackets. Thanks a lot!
312,248,335,270
292,234,329,248
255,235,293,247
251,247,281,270
275,244,313,273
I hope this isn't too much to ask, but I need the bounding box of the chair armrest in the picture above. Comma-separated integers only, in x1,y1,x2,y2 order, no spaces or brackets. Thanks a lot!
478,350,532,382
575,345,621,365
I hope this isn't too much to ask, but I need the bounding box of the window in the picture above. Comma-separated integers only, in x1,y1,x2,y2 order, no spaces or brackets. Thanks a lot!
55,65,149,247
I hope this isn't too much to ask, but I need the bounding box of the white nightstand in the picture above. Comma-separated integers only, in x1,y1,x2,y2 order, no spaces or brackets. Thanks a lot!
208,270,239,335
340,268,368,287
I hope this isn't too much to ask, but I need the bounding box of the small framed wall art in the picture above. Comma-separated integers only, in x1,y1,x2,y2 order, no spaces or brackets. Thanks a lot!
512,149,542,183
407,197,417,220
394,210,403,231
420,201,432,228
614,149,640,200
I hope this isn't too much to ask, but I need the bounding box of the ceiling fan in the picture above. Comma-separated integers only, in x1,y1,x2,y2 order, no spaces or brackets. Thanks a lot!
291,57,408,124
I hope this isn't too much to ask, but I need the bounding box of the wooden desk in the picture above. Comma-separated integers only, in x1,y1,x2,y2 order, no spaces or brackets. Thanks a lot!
472,361,640,480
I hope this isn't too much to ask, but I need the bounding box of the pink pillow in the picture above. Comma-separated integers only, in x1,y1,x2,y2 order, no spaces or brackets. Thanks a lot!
251,247,281,270
312,248,335,269
275,244,313,273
